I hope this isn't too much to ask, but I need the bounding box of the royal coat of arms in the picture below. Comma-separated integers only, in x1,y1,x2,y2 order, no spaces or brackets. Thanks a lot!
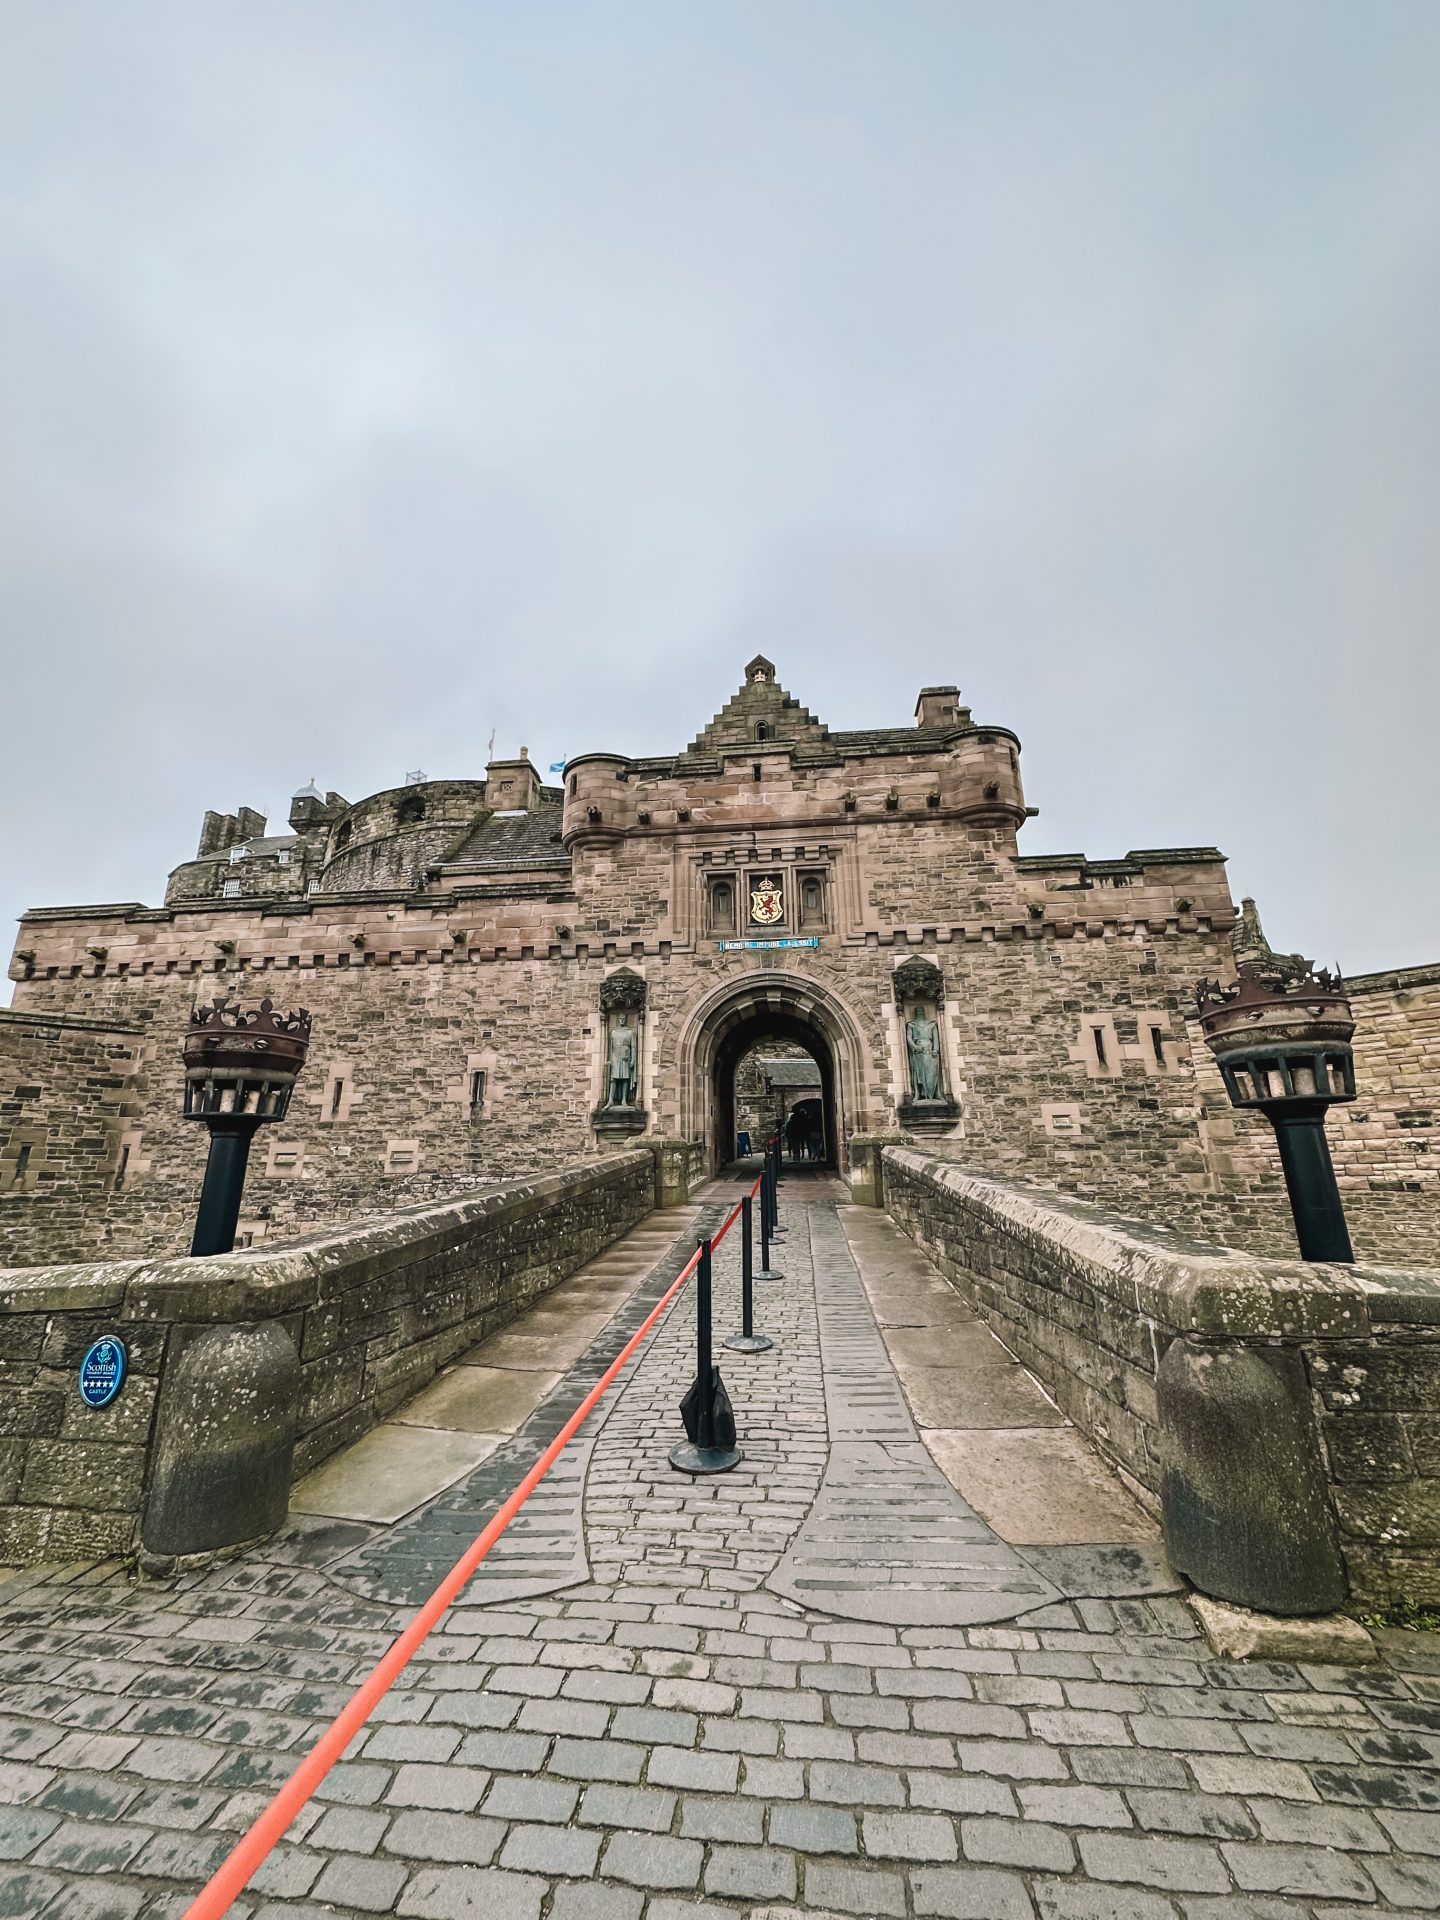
750,878,784,926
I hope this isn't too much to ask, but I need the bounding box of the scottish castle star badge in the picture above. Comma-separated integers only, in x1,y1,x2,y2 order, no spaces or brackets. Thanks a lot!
750,878,784,926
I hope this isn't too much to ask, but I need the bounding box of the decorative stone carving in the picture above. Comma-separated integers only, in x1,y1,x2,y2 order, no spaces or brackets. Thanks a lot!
599,968,647,1013
905,1011,943,1102
893,957,958,1130
595,969,647,1134
606,1015,639,1107
892,958,944,1004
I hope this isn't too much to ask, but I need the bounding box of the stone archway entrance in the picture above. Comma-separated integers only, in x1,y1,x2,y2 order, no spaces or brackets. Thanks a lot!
715,1017,837,1169
673,971,872,1175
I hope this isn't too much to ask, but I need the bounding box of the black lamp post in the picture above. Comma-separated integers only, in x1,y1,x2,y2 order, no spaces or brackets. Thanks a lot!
1195,962,1356,1263
182,996,312,1256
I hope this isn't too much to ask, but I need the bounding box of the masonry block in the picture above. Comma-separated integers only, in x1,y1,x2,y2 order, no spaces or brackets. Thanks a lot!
1157,1338,1346,1615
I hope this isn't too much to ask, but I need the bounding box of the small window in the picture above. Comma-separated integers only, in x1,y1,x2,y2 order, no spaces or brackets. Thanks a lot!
711,879,736,935
333,821,352,850
570,776,578,795
1093,1028,1108,1068
222,878,241,898
756,722,769,742
16,1142,32,1179
330,1078,345,1117
1151,1026,1166,1067
115,1144,130,1189
397,792,426,825
469,1069,487,1118
306,879,321,896
277,849,291,866
229,846,246,864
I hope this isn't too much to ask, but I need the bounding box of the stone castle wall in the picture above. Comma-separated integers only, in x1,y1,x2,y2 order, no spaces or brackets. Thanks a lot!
0,1151,653,1566
0,1010,147,1261
881,1147,1440,1609
3,660,1436,1271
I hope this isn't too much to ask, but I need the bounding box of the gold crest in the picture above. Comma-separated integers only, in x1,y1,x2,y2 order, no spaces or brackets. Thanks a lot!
750,878,784,926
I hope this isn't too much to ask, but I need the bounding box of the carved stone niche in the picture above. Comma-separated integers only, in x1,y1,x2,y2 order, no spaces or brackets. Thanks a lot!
594,968,648,1136
892,958,960,1132
599,968,647,1014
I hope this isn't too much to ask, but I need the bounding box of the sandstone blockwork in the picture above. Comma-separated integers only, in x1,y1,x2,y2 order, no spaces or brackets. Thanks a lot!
884,1147,1440,1611
0,1152,652,1566
3,658,1436,1266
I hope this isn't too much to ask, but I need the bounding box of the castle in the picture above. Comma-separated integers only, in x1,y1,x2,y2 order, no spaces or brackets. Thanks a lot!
3,656,1436,1266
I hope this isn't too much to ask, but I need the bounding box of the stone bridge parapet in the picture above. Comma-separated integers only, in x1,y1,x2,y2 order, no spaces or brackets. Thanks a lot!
880,1145,1440,1612
0,1148,660,1568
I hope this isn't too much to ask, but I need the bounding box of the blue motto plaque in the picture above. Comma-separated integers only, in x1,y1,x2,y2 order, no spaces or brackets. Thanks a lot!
79,1336,127,1410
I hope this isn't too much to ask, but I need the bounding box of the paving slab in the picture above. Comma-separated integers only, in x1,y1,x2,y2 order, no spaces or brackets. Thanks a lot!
765,1208,1061,1627
927,1428,1158,1545
898,1359,1068,1430
288,1425,505,1523
395,1365,563,1435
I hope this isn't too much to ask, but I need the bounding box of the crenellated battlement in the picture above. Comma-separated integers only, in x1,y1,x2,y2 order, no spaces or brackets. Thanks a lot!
4,657,1436,1274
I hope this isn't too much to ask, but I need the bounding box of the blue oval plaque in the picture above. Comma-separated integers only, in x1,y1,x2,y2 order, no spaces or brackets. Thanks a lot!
79,1336,127,1410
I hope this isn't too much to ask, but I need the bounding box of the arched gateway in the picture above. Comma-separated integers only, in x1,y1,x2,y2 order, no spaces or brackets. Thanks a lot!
6,649,1327,1263
666,970,875,1174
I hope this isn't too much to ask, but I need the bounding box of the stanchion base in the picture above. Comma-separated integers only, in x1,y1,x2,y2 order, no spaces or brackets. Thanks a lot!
724,1333,774,1354
669,1441,743,1475
754,1266,784,1282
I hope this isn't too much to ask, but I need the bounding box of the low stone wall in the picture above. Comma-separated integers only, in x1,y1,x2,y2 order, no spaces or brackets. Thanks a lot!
880,1146,1440,1609
0,1150,655,1566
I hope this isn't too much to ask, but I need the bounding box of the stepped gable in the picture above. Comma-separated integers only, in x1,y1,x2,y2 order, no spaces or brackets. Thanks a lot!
444,796,569,871
684,655,832,755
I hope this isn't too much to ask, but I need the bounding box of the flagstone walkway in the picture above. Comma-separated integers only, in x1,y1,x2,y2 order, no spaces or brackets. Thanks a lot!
3,1183,1440,1918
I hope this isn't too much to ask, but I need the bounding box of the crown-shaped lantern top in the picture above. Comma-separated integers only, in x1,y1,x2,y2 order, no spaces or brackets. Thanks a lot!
181,997,313,1122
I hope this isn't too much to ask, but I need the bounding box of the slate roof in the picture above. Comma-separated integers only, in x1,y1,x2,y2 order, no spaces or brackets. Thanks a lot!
757,1056,822,1087
443,799,570,871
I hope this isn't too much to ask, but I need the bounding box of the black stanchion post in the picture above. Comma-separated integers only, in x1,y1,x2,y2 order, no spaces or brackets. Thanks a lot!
726,1194,774,1354
769,1141,787,1239
756,1173,783,1282
670,1234,742,1474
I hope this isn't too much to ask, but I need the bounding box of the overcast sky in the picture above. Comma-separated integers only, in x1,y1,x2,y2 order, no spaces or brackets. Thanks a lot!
2,2,1436,978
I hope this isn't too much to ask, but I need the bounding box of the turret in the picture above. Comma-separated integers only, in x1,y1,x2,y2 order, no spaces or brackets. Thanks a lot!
938,729,1027,829
288,783,347,834
561,754,633,847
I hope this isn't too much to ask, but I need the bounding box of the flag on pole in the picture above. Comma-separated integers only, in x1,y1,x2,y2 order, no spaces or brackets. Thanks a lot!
548,761,567,773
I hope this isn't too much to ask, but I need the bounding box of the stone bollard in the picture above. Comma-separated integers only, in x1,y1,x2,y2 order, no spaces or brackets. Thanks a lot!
847,1135,904,1208
1157,1337,1346,1615
646,1136,692,1209
141,1322,300,1565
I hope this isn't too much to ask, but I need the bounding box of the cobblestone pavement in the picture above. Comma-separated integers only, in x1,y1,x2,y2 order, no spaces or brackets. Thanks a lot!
4,1188,1440,1918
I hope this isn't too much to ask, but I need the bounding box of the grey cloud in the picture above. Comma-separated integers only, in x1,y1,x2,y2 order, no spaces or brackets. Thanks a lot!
1,1,1436,971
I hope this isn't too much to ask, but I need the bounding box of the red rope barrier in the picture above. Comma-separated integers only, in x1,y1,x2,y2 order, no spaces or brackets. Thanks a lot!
182,1170,764,1916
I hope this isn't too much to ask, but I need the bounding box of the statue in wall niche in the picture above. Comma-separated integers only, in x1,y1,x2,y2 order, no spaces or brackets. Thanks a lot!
607,1014,639,1107
905,1008,943,1102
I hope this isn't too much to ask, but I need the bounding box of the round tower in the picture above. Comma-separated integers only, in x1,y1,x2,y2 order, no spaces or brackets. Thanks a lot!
561,754,633,848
